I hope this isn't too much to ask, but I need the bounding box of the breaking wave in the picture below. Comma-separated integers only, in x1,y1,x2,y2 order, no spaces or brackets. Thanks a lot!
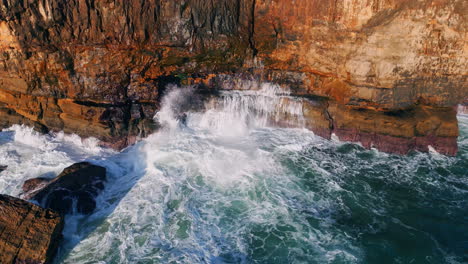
0,84,467,263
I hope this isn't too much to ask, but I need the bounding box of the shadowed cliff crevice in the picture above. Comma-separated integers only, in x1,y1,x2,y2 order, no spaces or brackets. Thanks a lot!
0,0,466,154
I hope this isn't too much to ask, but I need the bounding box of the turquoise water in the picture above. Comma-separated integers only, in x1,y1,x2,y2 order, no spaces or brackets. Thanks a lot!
0,87,466,263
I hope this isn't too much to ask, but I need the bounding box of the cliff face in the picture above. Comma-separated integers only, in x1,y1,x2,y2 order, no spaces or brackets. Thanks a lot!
0,0,466,153
254,0,467,108
0,0,255,148
0,0,253,100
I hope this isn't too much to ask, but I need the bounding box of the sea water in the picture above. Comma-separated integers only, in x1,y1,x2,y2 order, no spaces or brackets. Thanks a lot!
0,84,466,264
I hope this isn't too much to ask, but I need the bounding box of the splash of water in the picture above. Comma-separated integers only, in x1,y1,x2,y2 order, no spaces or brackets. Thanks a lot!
0,125,111,195
157,83,306,138
0,84,466,264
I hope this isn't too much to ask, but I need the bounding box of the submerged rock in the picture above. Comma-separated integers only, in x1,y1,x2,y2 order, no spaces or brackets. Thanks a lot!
0,165,6,173
24,162,107,215
0,194,64,264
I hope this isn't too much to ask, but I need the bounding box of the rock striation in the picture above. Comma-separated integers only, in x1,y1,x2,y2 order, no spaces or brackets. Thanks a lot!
302,100,459,155
0,194,64,264
23,162,107,215
254,0,467,109
0,0,466,154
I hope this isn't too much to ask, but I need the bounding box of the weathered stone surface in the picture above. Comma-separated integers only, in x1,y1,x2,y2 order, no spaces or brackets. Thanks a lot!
25,162,107,215
268,96,459,155
0,194,64,264
0,0,252,100
22,177,51,197
1,0,465,106
254,0,467,109
0,0,465,154
0,88,157,149
327,103,459,155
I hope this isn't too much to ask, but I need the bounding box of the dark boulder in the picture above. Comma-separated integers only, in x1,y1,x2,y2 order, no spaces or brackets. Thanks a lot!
22,177,51,196
0,165,6,173
0,194,64,264
24,162,107,215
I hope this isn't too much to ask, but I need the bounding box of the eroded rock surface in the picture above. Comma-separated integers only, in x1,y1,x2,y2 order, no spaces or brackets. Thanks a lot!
326,103,459,155
0,0,465,154
0,194,64,264
254,0,467,108
24,162,107,215
22,177,51,196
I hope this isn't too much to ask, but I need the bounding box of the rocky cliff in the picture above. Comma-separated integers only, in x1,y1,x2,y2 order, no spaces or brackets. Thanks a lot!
0,0,466,153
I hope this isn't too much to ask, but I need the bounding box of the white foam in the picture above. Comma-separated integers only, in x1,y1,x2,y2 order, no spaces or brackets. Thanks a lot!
187,83,305,138
0,125,111,196
154,85,196,131
57,84,360,262
1,82,466,263
7,125,56,150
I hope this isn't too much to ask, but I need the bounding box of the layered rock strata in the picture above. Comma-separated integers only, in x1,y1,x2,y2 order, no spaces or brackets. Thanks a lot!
0,0,466,154
301,99,458,155
0,194,64,264
0,88,157,149
204,91,458,155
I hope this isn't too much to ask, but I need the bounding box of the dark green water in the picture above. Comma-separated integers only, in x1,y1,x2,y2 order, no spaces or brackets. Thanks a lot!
58,114,467,263
1,87,466,263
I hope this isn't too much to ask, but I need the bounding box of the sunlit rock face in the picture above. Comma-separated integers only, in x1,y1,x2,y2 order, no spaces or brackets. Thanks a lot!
0,194,64,264
0,0,465,153
254,0,467,108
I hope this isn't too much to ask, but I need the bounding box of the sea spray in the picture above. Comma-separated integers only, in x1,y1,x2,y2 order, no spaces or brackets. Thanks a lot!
192,83,305,137
0,84,466,263
0,125,112,196
153,83,305,137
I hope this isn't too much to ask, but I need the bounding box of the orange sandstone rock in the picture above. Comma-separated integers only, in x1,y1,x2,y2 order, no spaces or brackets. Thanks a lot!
0,0,465,154
0,194,64,264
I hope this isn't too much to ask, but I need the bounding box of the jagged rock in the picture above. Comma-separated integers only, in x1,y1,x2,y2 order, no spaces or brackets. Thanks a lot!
327,103,459,155
0,90,157,150
0,0,465,154
0,0,464,106
268,97,458,155
0,165,6,173
22,177,51,197
25,162,106,215
254,0,467,109
0,194,64,264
